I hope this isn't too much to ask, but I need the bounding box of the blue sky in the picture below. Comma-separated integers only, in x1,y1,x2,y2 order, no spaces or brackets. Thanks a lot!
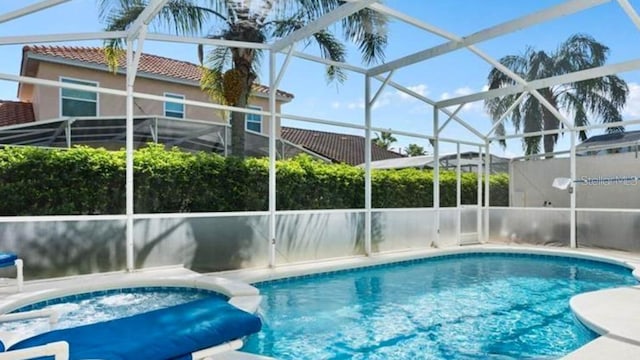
2,0,640,157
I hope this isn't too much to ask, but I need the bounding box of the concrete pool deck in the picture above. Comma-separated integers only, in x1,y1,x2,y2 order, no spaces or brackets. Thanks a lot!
0,244,639,359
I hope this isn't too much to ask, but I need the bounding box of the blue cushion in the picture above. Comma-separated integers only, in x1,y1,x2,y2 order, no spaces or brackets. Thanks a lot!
8,297,262,360
0,253,17,268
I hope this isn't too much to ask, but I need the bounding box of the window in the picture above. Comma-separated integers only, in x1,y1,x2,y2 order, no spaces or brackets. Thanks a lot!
60,77,98,117
245,106,262,132
164,93,185,118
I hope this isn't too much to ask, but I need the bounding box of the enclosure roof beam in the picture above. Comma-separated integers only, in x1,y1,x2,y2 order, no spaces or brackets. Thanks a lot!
289,50,368,74
485,92,527,137
366,0,609,76
460,35,576,130
530,90,573,130
367,0,590,133
374,75,486,141
274,45,296,90
0,73,127,96
0,0,71,24
146,33,271,49
271,0,378,52
489,118,640,142
617,0,640,30
437,104,464,134
451,116,487,141
0,32,127,46
126,0,170,41
437,58,640,107
368,125,484,147
128,26,149,86
370,71,394,107
489,128,568,141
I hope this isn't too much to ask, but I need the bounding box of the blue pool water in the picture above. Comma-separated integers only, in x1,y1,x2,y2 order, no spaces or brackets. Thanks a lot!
244,253,638,359
0,287,222,340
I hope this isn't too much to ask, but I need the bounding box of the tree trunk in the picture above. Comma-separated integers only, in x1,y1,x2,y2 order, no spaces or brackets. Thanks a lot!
543,131,555,157
541,95,559,158
229,47,257,158
230,108,246,157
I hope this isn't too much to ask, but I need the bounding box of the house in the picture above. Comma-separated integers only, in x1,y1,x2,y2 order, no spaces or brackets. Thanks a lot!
15,45,293,132
0,100,35,127
576,130,640,155
361,151,509,173
0,45,401,162
280,127,403,166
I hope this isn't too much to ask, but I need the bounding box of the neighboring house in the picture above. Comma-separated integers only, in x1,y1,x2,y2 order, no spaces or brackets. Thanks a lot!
0,100,34,127
361,151,509,173
281,127,403,166
0,45,398,163
14,45,293,134
576,130,640,155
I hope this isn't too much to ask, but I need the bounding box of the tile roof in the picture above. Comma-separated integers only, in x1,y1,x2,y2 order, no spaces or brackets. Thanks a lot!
23,45,294,100
0,101,35,127
281,127,404,165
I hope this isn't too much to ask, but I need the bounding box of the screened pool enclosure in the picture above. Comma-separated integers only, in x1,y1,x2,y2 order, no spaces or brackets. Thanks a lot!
2,0,640,278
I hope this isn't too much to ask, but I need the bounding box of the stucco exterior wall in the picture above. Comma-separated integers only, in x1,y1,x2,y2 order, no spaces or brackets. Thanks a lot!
26,61,283,136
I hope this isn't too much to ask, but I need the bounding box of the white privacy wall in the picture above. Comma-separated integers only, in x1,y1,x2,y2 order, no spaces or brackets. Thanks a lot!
510,152,640,209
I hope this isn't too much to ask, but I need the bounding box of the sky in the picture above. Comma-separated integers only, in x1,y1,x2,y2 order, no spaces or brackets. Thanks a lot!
2,0,640,158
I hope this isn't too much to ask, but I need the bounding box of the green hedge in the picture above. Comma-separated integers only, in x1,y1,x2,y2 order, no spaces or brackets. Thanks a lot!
0,145,509,215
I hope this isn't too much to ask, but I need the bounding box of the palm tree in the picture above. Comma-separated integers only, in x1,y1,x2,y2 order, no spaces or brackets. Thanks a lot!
485,34,628,156
100,0,387,157
404,143,426,157
373,131,396,150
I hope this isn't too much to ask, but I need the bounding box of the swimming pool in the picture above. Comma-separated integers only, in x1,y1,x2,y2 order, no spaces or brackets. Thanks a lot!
243,253,638,359
0,287,223,341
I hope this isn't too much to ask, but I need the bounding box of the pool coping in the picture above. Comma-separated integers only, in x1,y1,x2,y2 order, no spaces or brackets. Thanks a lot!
215,244,640,359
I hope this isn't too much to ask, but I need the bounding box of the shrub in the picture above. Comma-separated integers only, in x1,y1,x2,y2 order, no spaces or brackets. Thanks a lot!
0,146,509,215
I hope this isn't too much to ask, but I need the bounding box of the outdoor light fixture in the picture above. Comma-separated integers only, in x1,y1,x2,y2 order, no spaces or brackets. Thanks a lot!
552,177,573,193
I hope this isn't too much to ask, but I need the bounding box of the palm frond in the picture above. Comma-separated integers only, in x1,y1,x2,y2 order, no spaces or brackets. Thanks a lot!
205,44,233,72
271,13,347,83
561,92,590,140
488,55,524,90
102,3,144,71
342,8,387,64
555,33,609,72
100,0,219,70
199,66,227,121
158,0,215,35
312,30,347,83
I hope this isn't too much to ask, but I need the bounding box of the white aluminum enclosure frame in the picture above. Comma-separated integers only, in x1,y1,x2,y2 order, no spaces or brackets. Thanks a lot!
2,0,640,269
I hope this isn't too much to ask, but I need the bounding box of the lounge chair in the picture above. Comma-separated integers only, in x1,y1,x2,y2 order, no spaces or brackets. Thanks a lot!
0,297,261,359
0,253,22,292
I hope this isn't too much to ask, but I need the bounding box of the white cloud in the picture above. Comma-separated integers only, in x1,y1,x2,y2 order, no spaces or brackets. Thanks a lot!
397,84,429,100
347,100,365,110
441,86,486,115
332,83,429,112
622,82,640,118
